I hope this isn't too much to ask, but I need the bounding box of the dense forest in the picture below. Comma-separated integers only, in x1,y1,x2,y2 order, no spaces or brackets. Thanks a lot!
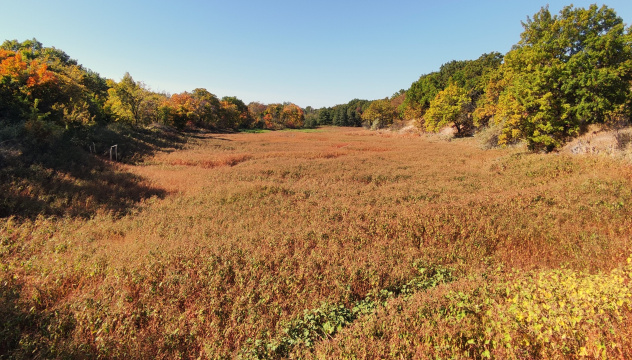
2,4,631,155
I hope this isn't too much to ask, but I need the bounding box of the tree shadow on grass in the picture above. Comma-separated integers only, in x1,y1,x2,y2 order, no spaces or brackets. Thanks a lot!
88,123,190,163
0,124,176,219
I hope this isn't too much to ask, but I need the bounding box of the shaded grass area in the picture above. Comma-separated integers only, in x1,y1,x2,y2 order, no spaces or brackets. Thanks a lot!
0,123,184,219
1,128,631,358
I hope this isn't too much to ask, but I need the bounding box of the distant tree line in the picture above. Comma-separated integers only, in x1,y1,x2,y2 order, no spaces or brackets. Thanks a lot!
0,39,305,151
317,4,632,152
303,99,373,128
2,4,631,152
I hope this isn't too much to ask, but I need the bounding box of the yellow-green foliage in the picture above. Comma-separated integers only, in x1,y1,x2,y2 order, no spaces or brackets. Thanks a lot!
361,99,396,129
315,259,632,359
424,82,471,135
489,262,632,358
485,5,632,151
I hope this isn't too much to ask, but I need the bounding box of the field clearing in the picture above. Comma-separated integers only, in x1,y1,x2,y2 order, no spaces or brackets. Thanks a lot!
2,127,632,358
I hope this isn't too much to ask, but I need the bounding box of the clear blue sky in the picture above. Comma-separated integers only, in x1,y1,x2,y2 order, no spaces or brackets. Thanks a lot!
2,1,632,108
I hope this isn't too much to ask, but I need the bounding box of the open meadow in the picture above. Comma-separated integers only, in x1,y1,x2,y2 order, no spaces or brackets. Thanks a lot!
2,127,632,359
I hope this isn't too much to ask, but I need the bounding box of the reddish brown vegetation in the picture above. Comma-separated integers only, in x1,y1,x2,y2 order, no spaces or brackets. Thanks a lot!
1,127,631,358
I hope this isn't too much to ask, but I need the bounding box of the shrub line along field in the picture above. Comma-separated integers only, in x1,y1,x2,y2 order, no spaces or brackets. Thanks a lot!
1,127,631,359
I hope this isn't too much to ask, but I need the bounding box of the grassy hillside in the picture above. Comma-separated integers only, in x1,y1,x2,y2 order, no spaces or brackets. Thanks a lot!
1,127,631,359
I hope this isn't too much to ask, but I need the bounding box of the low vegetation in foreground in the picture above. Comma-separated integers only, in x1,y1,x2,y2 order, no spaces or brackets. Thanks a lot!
1,127,631,359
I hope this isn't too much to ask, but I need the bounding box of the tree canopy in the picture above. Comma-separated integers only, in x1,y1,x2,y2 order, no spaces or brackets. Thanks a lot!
0,38,302,151
397,4,632,150
491,4,632,150
424,83,472,135
361,99,396,129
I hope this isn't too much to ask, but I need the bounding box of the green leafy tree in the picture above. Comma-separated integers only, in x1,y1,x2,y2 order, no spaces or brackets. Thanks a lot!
303,106,319,128
452,52,503,98
318,108,331,125
361,99,396,129
402,53,503,122
332,105,348,126
105,72,151,125
493,5,632,150
191,88,220,128
403,72,442,116
424,83,472,135
347,99,371,126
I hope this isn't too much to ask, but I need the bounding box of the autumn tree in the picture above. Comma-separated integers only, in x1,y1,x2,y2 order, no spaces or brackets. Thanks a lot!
472,67,506,128
0,39,118,147
190,88,220,128
491,5,632,150
361,99,396,129
105,72,152,125
219,96,252,129
281,103,305,128
0,48,58,112
424,82,472,135
158,92,195,129
0,45,59,141
1,38,259,146
247,102,267,128
262,103,284,129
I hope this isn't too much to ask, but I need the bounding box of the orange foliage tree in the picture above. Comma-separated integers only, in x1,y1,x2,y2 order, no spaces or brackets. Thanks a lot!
0,50,57,99
247,102,267,128
218,100,241,130
261,103,305,129
160,92,195,129
1,48,59,140
281,103,305,128
263,103,283,129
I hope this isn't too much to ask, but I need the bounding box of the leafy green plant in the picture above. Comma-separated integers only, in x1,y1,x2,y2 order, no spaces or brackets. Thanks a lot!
242,264,454,358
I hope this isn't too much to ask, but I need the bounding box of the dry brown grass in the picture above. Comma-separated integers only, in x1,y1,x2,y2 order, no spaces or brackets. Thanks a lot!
1,127,631,358
562,124,632,162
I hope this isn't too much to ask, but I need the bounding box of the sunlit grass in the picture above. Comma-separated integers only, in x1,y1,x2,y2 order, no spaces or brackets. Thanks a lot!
1,127,631,358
